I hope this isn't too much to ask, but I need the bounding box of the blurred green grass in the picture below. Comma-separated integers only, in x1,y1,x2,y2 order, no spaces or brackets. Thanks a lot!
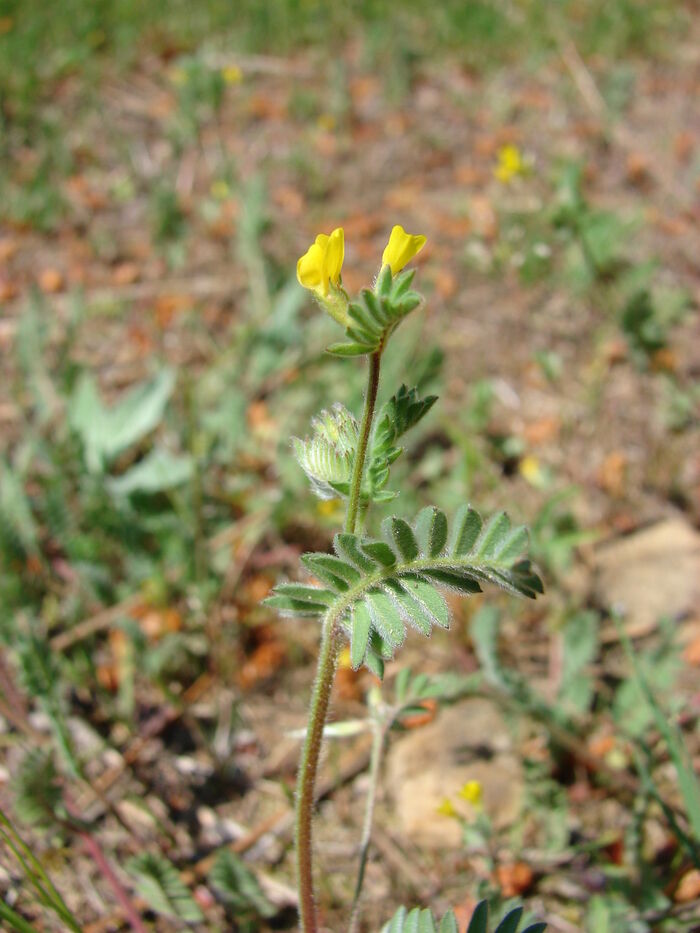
0,0,682,130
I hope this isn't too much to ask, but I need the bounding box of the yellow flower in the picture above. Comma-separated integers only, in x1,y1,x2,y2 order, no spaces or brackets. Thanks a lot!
222,64,243,85
436,797,457,818
519,454,544,487
210,180,230,200
458,780,483,808
297,228,345,297
494,144,526,183
381,225,427,276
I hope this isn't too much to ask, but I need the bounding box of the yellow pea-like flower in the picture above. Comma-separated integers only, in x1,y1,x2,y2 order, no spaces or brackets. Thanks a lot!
381,225,427,276
458,779,483,808
297,228,345,297
494,144,526,183
436,797,457,818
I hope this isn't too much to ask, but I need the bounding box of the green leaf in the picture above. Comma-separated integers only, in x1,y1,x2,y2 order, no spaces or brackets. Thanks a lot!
69,369,176,472
415,506,448,557
267,505,542,673
12,750,61,827
419,567,481,594
439,913,459,933
107,449,193,496
350,601,372,669
366,589,405,647
380,902,545,933
293,403,358,499
451,505,483,556
384,516,418,561
495,907,523,933
0,460,39,556
467,902,489,933
327,341,373,356
330,272,425,357
264,583,335,616
335,533,379,574
301,553,361,590
475,511,512,559
366,385,437,499
127,852,203,923
362,541,397,567
208,849,275,918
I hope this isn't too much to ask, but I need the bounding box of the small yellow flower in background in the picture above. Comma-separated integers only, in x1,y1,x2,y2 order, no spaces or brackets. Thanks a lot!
297,228,345,298
338,646,353,670
494,144,526,183
381,225,427,276
317,113,336,132
519,454,545,488
210,180,231,200
436,797,457,818
222,64,243,85
317,499,342,519
458,780,483,808
170,67,188,86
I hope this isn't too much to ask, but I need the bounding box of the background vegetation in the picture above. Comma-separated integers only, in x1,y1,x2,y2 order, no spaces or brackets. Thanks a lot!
0,1,699,930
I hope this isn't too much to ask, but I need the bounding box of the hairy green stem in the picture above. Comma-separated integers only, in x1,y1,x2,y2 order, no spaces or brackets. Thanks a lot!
295,618,339,933
296,351,382,933
345,351,381,535
348,720,387,933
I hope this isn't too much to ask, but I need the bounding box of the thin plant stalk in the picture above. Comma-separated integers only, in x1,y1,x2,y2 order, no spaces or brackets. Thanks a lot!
0,900,40,933
348,719,387,933
296,350,382,933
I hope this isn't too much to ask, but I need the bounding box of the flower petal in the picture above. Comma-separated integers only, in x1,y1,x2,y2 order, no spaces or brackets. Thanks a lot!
381,225,427,275
297,241,325,291
323,227,344,289
297,229,344,296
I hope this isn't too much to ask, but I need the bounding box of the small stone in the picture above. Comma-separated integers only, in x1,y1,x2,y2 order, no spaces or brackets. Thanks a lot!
594,516,700,638
385,700,523,849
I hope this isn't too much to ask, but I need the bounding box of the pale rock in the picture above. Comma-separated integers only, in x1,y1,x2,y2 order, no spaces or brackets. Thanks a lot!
594,516,700,638
385,700,523,849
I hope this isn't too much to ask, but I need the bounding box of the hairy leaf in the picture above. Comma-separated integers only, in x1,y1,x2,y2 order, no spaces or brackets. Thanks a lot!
293,403,359,500
327,269,423,358
266,505,542,673
380,902,546,933
208,849,276,919
127,852,203,923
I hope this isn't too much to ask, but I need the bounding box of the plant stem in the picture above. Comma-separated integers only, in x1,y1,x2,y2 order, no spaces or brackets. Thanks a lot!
296,350,382,933
0,900,40,933
345,351,381,535
348,720,387,933
296,619,340,933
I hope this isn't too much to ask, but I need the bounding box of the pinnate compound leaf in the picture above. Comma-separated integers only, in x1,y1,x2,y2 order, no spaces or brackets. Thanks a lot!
379,901,546,933
208,849,276,918
127,852,203,923
266,505,542,674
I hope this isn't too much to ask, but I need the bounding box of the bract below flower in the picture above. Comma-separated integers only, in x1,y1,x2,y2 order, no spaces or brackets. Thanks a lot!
381,225,427,276
297,228,345,297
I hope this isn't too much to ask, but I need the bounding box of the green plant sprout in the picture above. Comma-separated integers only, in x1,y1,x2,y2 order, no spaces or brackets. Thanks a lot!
265,225,545,931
